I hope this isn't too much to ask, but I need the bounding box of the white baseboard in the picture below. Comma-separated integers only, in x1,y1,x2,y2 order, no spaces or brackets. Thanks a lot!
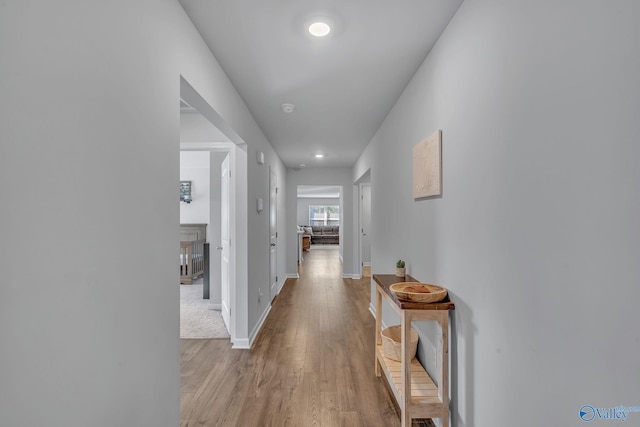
341,273,360,279
245,304,272,348
363,262,371,267
234,274,296,350
231,305,273,350
207,303,221,310
277,275,288,293
232,338,250,349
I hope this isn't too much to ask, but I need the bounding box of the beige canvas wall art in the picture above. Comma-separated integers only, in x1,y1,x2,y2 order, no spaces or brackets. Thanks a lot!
413,130,442,199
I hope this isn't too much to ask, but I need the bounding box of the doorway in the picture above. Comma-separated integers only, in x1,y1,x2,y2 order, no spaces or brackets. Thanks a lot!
360,183,371,278
356,170,372,278
180,76,248,346
296,185,342,263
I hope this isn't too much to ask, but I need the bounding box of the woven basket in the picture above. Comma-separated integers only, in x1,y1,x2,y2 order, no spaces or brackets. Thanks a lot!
381,325,419,362
389,282,447,303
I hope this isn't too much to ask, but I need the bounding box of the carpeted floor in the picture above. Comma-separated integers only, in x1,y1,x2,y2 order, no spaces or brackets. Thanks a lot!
180,283,230,339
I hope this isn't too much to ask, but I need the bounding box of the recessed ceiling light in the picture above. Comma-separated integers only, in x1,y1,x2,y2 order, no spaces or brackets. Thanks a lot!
315,154,325,158
281,103,295,113
309,22,331,37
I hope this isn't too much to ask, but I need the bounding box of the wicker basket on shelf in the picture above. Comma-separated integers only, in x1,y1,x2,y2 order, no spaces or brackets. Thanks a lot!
381,325,419,362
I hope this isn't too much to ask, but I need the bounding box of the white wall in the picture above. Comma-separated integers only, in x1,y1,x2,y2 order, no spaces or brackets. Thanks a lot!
180,112,229,143
180,151,210,229
354,1,640,426
0,0,285,424
246,147,287,342
286,167,355,277
297,197,340,226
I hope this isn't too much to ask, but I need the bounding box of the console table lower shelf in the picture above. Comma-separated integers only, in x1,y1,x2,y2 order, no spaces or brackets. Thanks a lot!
375,345,442,417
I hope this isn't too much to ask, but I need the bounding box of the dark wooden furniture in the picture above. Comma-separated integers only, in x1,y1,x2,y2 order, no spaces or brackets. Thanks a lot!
373,274,455,427
180,224,207,285
203,243,210,298
309,225,339,244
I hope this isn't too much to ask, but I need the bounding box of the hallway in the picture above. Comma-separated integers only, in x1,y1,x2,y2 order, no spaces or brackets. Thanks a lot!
180,246,433,426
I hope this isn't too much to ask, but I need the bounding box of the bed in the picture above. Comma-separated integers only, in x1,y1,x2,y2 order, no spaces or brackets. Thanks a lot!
180,224,207,285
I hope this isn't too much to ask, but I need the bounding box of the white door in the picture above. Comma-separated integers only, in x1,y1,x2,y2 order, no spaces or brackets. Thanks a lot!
220,154,231,333
361,184,372,271
269,168,278,301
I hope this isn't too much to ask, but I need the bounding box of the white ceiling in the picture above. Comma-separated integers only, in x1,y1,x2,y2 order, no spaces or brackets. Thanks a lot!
179,0,463,168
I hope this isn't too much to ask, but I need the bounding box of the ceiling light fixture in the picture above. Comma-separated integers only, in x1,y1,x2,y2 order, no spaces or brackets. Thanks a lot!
315,154,325,158
281,103,295,113
308,22,331,37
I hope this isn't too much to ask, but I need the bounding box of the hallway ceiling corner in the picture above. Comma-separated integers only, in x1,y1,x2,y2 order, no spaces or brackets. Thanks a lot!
178,0,463,168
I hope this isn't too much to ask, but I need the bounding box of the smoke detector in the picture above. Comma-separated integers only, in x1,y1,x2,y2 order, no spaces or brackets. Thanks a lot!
281,103,295,113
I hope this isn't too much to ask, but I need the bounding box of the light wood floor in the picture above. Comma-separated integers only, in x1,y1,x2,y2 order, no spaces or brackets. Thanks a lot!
181,247,434,426
362,265,371,278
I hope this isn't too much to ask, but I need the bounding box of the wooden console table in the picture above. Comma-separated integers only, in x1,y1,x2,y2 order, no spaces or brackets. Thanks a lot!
373,274,455,427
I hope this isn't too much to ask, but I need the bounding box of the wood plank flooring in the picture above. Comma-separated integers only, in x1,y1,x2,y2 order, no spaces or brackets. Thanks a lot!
181,247,434,426
362,265,371,278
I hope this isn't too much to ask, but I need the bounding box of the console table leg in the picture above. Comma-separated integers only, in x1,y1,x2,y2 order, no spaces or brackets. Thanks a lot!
375,289,382,377
440,312,450,427
401,311,412,427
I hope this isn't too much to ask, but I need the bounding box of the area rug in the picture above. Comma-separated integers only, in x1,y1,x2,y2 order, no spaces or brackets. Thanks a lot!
180,284,230,339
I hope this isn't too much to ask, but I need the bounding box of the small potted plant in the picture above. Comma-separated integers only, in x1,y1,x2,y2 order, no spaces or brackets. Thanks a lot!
395,260,406,277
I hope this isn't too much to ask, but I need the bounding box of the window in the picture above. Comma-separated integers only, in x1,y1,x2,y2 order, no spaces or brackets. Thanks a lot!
309,205,339,226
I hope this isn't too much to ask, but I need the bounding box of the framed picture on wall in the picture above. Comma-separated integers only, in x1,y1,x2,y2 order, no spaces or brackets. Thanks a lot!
180,181,192,204
413,130,442,199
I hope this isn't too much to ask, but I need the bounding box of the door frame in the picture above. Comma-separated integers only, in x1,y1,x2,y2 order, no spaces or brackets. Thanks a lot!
220,152,232,333
180,76,249,348
359,182,372,277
